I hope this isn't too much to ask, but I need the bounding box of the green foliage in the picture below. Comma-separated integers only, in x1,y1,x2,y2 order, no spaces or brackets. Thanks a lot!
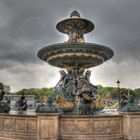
11,86,140,99
16,87,53,98
97,85,140,99
98,85,118,98
134,88,140,98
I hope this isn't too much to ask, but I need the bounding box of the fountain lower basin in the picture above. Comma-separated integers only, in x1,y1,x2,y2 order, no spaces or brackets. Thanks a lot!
0,112,140,140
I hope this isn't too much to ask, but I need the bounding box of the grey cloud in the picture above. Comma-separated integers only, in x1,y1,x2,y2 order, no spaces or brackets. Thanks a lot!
0,0,140,90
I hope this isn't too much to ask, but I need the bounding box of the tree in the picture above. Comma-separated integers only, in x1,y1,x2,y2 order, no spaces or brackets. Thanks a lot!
16,87,54,97
12,85,140,99
134,88,140,98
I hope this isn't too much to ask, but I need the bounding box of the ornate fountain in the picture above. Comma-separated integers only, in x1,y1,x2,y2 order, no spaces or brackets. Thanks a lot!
1,11,140,140
37,11,114,114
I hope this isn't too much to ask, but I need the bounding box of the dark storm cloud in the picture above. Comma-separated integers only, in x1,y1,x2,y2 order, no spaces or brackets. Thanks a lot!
0,0,140,90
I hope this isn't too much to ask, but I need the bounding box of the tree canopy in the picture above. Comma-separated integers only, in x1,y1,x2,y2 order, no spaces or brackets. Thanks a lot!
15,87,53,98
12,85,140,99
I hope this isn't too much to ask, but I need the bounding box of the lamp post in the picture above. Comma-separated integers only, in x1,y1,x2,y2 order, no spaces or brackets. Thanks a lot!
117,80,120,109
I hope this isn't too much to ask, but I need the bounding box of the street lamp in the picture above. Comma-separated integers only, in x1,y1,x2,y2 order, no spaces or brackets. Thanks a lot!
117,80,121,109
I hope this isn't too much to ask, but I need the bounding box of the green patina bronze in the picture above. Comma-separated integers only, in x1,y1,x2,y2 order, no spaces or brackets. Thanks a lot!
0,83,11,113
37,11,114,114
120,95,140,112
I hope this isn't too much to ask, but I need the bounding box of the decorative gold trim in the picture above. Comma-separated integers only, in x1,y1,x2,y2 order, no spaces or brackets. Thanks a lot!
47,52,104,62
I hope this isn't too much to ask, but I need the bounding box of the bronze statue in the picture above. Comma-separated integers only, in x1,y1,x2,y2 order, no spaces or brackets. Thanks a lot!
77,86,95,115
120,92,128,108
15,95,28,111
36,95,58,113
64,71,77,97
0,82,11,113
0,83,5,101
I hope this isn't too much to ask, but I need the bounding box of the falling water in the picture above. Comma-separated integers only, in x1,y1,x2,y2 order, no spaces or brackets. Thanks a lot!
14,17,48,53
15,17,47,35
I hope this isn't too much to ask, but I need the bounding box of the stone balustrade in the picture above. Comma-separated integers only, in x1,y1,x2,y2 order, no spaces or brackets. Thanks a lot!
0,112,140,140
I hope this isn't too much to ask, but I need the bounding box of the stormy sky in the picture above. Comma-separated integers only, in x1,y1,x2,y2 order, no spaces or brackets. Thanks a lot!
0,0,140,91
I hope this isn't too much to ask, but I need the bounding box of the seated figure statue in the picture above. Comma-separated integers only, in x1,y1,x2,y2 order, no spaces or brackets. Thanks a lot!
120,92,128,108
0,82,11,113
76,71,98,94
120,94,140,112
35,95,58,113
77,86,95,115
0,82,6,101
0,90,5,101
64,70,77,97
77,73,88,91
53,70,77,113
15,95,28,111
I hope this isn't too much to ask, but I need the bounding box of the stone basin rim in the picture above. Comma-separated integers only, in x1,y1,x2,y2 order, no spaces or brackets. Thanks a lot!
37,42,114,61
0,112,122,117
56,18,95,34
